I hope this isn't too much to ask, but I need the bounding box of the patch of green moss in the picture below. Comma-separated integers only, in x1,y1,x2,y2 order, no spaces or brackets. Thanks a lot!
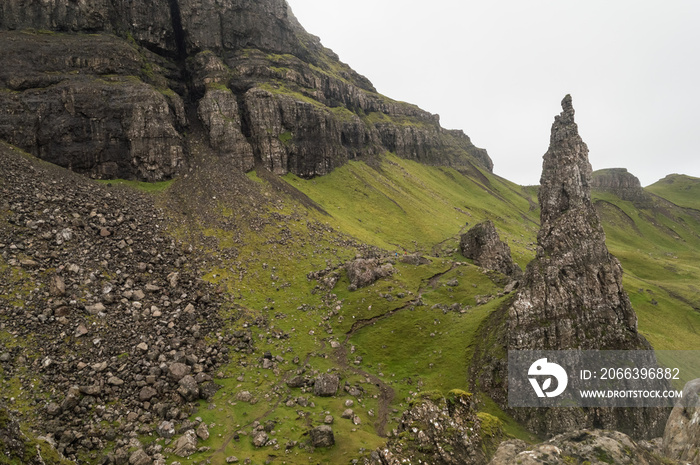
361,111,434,130
140,61,156,81
330,106,358,123
279,130,293,146
157,87,177,98
95,178,175,194
205,82,230,92
447,389,472,402
258,81,324,108
594,446,615,464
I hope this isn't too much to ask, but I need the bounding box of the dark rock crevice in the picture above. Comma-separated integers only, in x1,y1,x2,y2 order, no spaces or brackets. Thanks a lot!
168,0,188,60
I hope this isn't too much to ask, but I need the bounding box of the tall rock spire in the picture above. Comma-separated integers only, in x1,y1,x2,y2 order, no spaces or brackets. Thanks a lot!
470,96,667,439
509,94,643,350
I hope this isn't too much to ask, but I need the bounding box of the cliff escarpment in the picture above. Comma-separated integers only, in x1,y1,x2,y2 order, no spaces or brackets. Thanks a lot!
0,0,492,180
592,168,651,205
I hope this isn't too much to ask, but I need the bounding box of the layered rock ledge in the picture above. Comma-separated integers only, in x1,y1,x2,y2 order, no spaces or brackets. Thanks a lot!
0,0,492,181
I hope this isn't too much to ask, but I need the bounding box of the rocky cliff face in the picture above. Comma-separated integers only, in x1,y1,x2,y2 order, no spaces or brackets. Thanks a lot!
0,32,187,181
0,0,492,180
592,168,650,205
471,95,667,439
0,0,308,59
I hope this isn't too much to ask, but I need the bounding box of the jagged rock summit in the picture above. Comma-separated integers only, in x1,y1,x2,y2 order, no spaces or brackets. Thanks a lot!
0,0,492,181
510,94,645,351
471,95,667,439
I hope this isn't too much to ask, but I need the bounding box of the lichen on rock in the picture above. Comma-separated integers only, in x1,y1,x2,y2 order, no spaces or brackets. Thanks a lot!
663,378,700,464
369,390,496,465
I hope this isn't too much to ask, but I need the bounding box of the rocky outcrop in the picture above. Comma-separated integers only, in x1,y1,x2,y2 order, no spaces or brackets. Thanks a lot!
489,429,668,465
0,0,492,181
0,32,186,181
592,168,650,205
368,391,493,465
470,95,666,439
0,0,179,56
198,87,255,172
663,379,700,464
231,48,491,177
460,220,522,279
0,0,310,59
346,258,394,290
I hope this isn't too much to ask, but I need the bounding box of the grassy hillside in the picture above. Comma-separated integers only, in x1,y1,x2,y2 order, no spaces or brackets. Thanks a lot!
146,153,542,464
592,189,700,352
646,174,700,209
283,154,539,264
3,146,700,464
123,155,700,464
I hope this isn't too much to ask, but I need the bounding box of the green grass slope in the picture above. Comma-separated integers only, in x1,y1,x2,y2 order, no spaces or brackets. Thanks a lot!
4,144,700,464
592,178,700,386
145,152,542,464
283,153,539,264
592,189,700,351
128,155,700,464
646,174,700,210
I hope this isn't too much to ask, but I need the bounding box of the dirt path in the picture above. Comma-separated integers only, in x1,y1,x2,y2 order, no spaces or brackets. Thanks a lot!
431,223,470,256
214,261,459,454
334,261,458,436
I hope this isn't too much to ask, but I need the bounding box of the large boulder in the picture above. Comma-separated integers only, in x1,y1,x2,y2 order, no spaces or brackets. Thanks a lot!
252,431,269,448
309,425,335,448
171,429,198,457
313,374,339,397
663,378,700,464
345,258,394,289
459,220,522,278
177,375,200,402
128,449,152,465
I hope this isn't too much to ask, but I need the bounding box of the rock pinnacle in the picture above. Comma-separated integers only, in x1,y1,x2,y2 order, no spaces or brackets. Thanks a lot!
493,95,668,439
511,94,644,350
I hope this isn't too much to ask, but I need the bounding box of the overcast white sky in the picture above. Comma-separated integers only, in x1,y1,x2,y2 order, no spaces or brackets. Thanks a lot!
287,0,700,186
